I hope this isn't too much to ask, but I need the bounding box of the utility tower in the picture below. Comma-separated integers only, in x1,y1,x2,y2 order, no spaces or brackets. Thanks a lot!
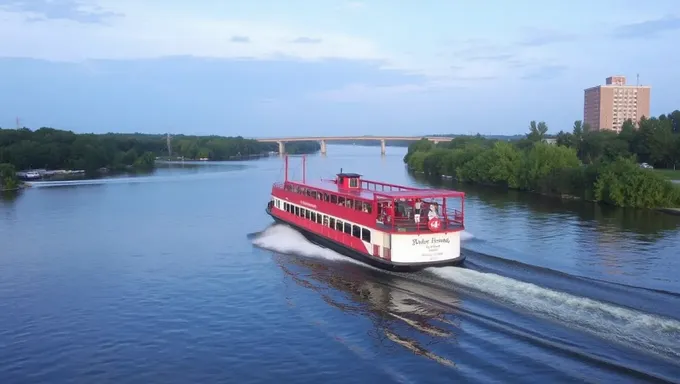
166,133,172,157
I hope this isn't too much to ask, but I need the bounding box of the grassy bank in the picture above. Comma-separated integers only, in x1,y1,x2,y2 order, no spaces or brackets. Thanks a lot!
653,168,680,180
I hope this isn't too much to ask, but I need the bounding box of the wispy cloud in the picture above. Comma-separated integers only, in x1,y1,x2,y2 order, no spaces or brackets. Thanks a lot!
465,54,515,62
520,64,568,80
613,15,680,39
0,0,120,23
230,36,250,43
341,1,365,10
291,37,322,44
515,29,578,47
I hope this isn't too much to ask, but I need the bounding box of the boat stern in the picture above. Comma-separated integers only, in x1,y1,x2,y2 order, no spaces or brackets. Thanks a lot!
388,230,463,266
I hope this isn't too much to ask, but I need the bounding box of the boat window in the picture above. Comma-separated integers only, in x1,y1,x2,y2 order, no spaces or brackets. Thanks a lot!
343,222,351,234
331,195,338,204
295,206,300,216
305,209,311,220
349,178,358,188
336,220,343,231
346,199,353,209
352,225,360,238
316,213,322,224
329,217,336,229
323,215,329,226
310,211,316,221
361,228,371,242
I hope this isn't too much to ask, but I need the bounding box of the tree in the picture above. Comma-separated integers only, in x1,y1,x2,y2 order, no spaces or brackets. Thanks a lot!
0,127,321,174
0,163,19,190
526,120,548,142
555,130,574,148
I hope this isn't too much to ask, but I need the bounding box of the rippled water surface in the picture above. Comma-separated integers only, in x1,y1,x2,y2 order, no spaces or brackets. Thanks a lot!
2,145,680,383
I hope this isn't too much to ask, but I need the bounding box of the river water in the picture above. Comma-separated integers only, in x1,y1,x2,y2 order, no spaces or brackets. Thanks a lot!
1,145,680,383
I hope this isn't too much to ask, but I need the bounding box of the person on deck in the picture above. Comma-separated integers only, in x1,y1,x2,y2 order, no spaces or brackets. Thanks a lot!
428,203,439,221
414,198,422,224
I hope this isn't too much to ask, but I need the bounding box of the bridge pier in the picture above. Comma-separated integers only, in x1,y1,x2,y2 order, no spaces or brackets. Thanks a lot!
277,141,285,156
380,139,386,155
320,139,327,155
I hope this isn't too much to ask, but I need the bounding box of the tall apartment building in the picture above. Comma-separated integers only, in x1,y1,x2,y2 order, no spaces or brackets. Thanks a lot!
583,76,650,132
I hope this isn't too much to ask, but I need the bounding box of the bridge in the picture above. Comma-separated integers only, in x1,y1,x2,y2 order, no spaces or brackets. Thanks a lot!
254,136,453,155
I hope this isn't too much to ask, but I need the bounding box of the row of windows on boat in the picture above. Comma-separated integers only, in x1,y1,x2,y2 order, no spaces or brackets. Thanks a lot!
283,184,373,213
274,199,372,243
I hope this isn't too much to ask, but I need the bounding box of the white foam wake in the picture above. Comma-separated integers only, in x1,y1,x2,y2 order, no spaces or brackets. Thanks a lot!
430,267,680,360
460,231,475,241
252,224,363,265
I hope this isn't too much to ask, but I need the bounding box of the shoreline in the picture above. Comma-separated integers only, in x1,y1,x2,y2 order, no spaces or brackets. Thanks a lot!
414,169,680,213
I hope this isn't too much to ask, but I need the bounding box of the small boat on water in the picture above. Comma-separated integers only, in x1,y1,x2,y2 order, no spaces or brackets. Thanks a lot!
265,155,466,271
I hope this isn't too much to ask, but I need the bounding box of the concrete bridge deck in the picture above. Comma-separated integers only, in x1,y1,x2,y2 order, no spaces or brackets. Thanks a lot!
253,135,453,155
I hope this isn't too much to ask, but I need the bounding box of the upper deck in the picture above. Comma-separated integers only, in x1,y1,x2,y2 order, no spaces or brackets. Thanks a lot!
272,156,465,233
283,178,464,202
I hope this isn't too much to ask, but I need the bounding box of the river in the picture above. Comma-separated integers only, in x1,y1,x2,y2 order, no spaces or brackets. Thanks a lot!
1,145,680,383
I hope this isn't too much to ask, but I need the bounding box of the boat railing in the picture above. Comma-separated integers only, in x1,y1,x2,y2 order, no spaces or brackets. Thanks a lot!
382,207,463,233
445,208,464,227
361,179,420,192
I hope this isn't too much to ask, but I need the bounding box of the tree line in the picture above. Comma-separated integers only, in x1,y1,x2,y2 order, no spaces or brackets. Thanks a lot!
0,127,320,175
404,111,680,209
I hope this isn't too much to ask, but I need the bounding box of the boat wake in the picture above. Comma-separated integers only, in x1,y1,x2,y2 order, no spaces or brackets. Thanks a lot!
251,224,680,364
429,267,680,362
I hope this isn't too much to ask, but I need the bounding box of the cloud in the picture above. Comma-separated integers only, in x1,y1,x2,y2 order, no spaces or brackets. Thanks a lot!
230,36,250,43
520,64,568,80
613,15,680,39
341,2,365,10
0,0,120,23
292,37,322,44
515,29,578,47
0,2,386,63
465,54,515,62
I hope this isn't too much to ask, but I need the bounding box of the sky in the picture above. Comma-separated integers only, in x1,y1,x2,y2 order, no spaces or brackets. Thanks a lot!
1,0,679,137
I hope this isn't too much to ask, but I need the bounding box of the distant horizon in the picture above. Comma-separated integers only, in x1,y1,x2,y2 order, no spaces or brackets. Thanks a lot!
2,1,679,136
0,124,532,139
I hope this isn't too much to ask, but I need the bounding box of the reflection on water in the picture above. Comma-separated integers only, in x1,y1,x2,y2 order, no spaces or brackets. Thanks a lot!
273,253,458,368
0,190,21,203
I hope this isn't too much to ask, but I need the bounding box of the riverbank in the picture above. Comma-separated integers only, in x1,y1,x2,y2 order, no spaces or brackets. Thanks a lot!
404,138,680,210
414,167,680,215
657,207,680,216
654,168,680,181
415,169,595,202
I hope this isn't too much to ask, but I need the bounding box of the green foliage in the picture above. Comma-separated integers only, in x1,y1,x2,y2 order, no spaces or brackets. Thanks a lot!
593,158,680,208
405,111,680,209
0,163,19,190
0,127,320,174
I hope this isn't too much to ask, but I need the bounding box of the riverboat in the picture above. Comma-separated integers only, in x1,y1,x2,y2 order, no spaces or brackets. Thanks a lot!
265,156,466,271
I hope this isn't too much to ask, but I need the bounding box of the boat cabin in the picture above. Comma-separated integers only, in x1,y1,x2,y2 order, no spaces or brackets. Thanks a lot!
335,172,362,190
